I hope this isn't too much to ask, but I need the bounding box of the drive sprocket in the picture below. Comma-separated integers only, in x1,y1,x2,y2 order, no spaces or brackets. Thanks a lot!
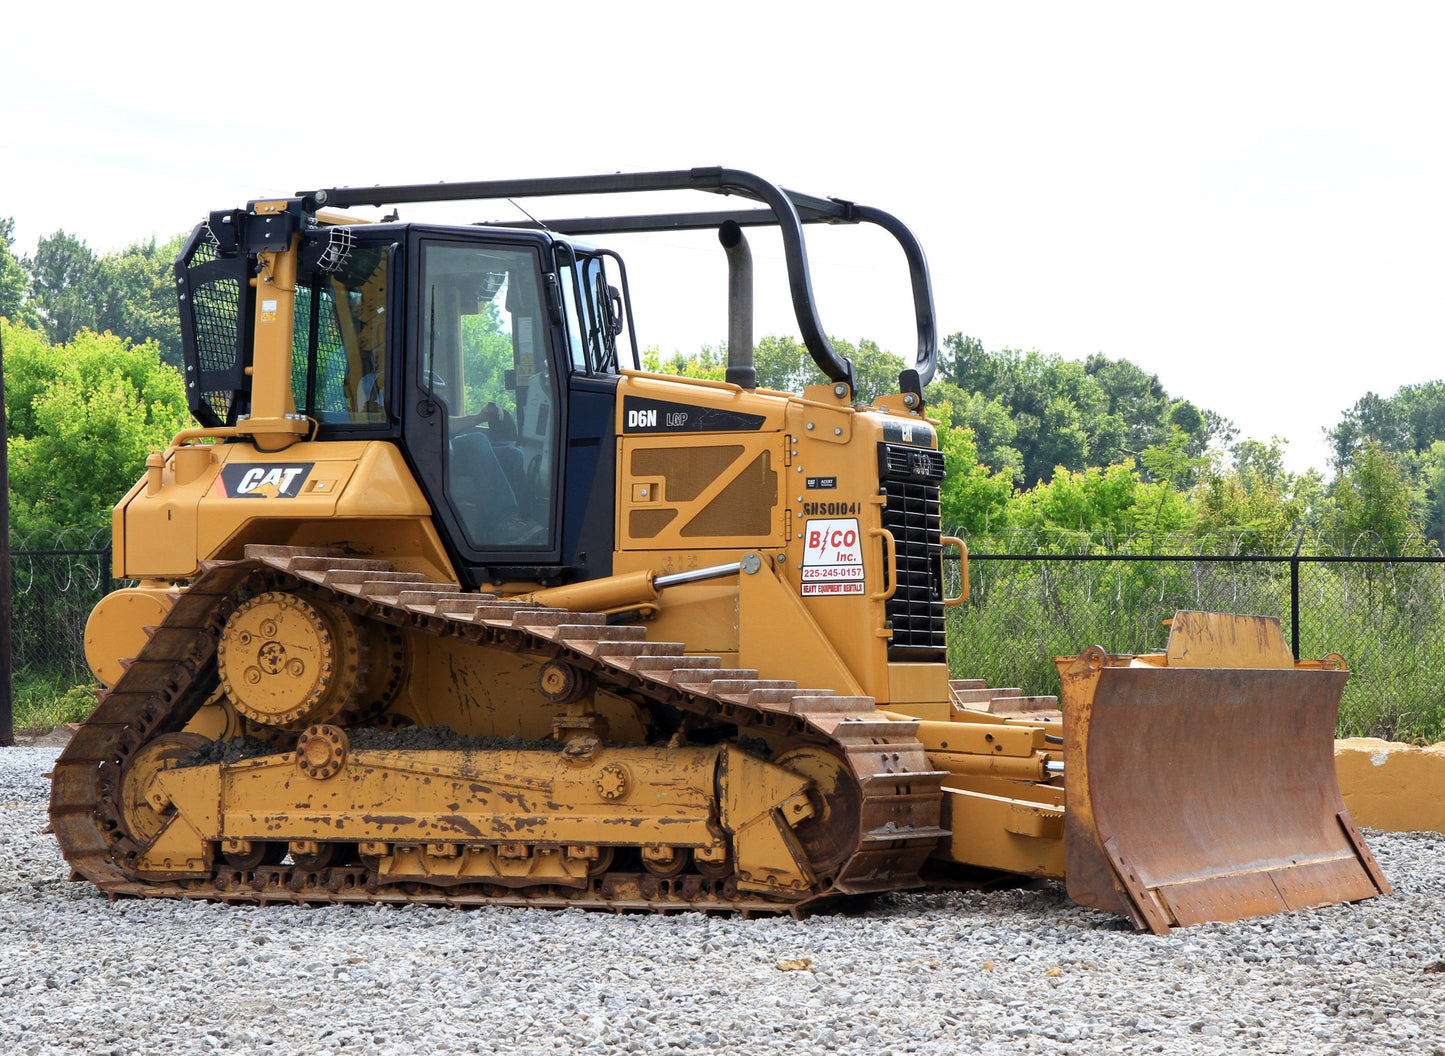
217,591,363,730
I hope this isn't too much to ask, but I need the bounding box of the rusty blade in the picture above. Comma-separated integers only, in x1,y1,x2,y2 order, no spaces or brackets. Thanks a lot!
1063,664,1388,933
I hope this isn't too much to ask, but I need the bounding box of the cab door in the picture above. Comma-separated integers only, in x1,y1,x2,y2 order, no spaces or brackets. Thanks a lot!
402,230,565,581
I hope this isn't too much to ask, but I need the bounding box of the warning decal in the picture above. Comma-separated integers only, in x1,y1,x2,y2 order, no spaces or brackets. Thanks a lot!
801,518,864,596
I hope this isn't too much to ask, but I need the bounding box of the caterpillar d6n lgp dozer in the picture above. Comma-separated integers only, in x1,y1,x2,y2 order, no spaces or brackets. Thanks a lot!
51,169,1389,933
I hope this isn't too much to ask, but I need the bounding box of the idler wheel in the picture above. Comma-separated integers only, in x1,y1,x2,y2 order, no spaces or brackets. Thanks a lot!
119,733,212,846
218,592,363,730
538,660,590,704
770,742,861,875
695,846,734,880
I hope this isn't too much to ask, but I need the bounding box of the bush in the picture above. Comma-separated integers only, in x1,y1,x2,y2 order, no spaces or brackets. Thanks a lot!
12,670,99,734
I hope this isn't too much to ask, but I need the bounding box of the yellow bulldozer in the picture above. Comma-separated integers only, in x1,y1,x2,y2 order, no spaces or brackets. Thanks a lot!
50,169,1388,933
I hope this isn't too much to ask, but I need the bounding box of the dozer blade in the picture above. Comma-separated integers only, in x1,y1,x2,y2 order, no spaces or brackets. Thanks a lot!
1057,613,1390,934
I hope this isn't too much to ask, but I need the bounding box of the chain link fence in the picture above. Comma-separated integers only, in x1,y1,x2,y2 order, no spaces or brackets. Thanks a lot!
8,527,115,730
946,530,1445,742
6,527,1444,741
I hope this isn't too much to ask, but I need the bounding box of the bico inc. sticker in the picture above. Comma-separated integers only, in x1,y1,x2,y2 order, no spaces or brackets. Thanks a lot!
801,518,864,596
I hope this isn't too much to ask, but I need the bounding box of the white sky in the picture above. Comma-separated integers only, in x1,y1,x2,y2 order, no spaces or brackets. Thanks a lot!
5,1,1442,477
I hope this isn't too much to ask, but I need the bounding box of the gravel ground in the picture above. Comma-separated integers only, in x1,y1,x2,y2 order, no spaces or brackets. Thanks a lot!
3,744,1442,1056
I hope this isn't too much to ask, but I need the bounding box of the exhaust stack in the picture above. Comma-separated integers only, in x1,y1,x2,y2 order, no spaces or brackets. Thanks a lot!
718,221,756,390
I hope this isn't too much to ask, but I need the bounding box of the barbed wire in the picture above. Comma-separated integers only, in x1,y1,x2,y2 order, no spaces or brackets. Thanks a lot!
8,527,114,597
10,525,113,553
951,527,1444,559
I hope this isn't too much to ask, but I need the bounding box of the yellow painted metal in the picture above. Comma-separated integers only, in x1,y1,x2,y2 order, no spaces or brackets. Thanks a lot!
147,743,817,894
1054,615,1386,934
930,751,1051,781
887,701,1068,874
72,191,1396,930
941,536,969,605
1163,610,1297,669
114,439,453,584
83,584,181,685
517,569,660,614
219,234,311,452
938,787,1066,877
619,434,783,550
183,690,244,742
607,370,957,707
908,716,1048,758
1336,738,1445,833
737,558,866,697
886,664,951,707
720,748,816,893
217,592,361,729
121,733,214,879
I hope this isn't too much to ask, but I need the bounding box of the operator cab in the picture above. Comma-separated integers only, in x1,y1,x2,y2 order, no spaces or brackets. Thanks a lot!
180,215,637,589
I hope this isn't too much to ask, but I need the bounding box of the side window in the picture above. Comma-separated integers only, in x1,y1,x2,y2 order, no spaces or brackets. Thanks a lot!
558,260,590,371
422,242,557,551
556,249,631,374
292,242,389,425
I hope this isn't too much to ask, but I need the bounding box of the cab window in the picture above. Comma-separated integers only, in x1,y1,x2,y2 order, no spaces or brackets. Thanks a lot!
556,247,633,374
421,242,557,551
291,242,389,425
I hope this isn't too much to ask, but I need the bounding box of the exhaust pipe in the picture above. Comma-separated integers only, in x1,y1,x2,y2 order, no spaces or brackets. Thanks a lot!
718,221,756,390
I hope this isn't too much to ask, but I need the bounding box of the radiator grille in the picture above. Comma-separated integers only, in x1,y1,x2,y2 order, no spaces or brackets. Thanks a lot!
877,443,946,660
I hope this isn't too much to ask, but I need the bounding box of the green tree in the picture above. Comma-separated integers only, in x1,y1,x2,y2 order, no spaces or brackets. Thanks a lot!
940,334,994,392
752,335,810,391
923,379,1023,481
1324,381,1445,544
938,334,1227,487
1190,438,1318,548
25,230,102,344
1139,426,1207,490
3,321,190,535
0,318,62,437
1326,381,1445,470
0,218,38,328
1083,353,1171,462
642,343,726,381
1014,459,1193,542
1413,440,1445,545
932,414,1014,536
1326,441,1427,555
645,334,908,402
834,337,906,404
968,347,1102,484
95,234,186,369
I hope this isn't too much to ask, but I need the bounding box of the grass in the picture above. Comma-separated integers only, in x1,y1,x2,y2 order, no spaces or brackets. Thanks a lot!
10,670,101,735
948,558,1445,744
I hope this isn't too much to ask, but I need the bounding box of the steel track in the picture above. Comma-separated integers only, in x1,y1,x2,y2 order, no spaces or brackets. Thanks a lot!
50,545,947,913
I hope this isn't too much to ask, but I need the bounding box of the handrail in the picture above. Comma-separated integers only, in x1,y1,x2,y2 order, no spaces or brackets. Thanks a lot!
869,527,898,603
